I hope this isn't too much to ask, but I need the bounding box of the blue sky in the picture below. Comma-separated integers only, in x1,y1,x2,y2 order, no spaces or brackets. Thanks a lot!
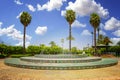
0,0,120,49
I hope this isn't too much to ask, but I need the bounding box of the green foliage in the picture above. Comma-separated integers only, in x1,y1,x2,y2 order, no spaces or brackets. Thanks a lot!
90,13,100,28
27,45,40,54
10,54,32,58
117,41,120,46
65,10,76,25
71,47,82,54
0,44,23,56
20,12,32,27
43,46,63,54
109,46,120,53
49,41,56,47
0,54,7,58
84,48,94,56
99,48,106,53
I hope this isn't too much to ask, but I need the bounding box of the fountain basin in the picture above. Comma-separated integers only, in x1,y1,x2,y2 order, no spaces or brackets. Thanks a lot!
20,57,102,63
4,58,118,70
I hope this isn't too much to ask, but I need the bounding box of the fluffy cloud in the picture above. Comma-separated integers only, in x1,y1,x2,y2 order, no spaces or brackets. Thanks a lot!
26,4,36,12
104,17,120,30
0,24,32,44
61,10,66,16
37,4,43,11
99,30,106,35
111,38,120,45
112,30,120,37
0,22,3,27
16,12,23,19
81,29,91,36
37,0,66,11
15,41,30,47
0,24,31,47
14,0,23,5
35,26,47,35
65,0,109,18
72,20,86,28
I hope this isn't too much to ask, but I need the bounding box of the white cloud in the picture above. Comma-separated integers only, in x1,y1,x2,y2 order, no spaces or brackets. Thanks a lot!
72,20,86,28
26,4,36,12
112,30,120,37
61,10,66,16
37,0,66,11
104,17,120,30
16,12,23,19
99,30,106,35
14,0,23,5
0,22,3,27
81,29,91,36
99,23,104,29
65,0,109,18
15,41,30,47
37,4,43,11
0,24,32,41
35,26,47,35
111,38,120,45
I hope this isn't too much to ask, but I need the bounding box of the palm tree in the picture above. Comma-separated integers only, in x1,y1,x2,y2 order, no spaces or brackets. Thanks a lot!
99,34,105,44
61,38,64,48
97,27,100,44
103,36,112,52
65,10,76,51
91,32,93,46
20,12,32,54
89,13,100,54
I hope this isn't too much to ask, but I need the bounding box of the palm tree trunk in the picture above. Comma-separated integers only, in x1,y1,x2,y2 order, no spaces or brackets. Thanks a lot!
23,26,26,54
69,24,71,52
94,28,97,55
98,29,99,44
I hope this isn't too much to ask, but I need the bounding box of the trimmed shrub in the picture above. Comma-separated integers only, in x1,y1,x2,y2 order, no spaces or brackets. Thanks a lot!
0,54,7,58
10,54,32,58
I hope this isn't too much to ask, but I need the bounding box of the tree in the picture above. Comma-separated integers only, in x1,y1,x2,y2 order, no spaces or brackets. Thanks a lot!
97,27,100,44
103,36,112,52
20,12,32,54
91,32,93,46
89,13,100,54
61,38,64,48
65,10,76,51
49,41,56,47
117,41,120,46
98,34,105,44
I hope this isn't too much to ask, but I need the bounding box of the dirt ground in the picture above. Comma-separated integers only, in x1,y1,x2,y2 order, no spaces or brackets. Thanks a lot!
0,58,120,80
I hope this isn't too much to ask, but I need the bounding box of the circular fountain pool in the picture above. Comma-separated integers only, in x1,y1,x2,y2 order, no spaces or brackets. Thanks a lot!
4,54,118,70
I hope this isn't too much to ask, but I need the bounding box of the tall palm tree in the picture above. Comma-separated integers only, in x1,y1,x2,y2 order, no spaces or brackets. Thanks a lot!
97,27,100,44
20,12,32,54
89,13,100,54
91,32,93,46
65,10,76,51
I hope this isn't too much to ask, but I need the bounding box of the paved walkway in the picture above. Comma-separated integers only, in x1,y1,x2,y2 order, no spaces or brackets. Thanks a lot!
0,58,120,80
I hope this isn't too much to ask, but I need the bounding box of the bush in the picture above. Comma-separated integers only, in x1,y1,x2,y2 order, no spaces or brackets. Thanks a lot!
0,54,7,58
10,54,32,58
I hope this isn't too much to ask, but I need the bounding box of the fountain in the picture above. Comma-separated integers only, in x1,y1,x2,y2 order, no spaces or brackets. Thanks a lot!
4,51,118,70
